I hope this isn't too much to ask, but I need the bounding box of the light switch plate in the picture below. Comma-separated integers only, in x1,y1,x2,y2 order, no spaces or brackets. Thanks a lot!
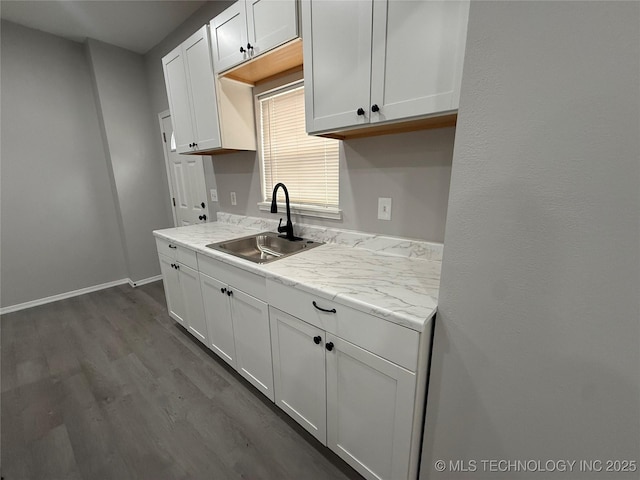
378,197,392,221
210,189,218,202
230,192,237,206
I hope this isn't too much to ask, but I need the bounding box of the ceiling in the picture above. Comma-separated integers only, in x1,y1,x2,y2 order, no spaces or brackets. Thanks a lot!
0,0,208,54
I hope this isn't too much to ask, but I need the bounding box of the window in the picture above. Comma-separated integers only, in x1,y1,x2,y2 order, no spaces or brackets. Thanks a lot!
258,82,340,219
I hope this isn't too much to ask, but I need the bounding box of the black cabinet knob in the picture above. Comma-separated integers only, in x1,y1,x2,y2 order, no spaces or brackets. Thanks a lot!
240,46,246,53
170,263,175,268
201,202,205,208
220,287,226,294
189,143,193,147
226,290,233,296
313,336,321,345
371,104,380,112
247,43,253,50
199,215,204,220
325,342,334,351
356,107,365,116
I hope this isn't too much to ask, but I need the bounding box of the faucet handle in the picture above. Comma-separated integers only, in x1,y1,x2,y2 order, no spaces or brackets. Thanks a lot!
277,218,286,232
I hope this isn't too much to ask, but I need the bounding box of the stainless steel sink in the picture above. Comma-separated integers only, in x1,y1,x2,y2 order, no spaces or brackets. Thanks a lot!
206,232,323,264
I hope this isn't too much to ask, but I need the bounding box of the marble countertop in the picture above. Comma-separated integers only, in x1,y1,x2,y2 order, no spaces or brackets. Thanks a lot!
153,220,441,332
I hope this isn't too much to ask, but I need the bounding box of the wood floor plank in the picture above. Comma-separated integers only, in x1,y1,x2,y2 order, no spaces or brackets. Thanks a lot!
1,281,363,480
30,424,82,480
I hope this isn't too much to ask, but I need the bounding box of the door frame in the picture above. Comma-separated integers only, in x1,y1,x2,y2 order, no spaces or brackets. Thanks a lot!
158,109,179,227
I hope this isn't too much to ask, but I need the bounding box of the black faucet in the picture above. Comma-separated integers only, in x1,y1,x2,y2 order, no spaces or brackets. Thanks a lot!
270,183,302,241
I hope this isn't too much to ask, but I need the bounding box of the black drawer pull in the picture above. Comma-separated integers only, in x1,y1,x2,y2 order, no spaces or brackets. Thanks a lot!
168,244,177,249
313,335,322,345
325,342,334,351
312,301,336,314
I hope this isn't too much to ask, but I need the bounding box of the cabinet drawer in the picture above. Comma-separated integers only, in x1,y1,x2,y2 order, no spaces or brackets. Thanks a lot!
155,237,198,269
197,253,266,301
156,237,178,260
267,280,419,371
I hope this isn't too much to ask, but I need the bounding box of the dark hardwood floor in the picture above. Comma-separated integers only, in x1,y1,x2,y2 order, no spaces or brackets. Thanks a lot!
1,281,362,480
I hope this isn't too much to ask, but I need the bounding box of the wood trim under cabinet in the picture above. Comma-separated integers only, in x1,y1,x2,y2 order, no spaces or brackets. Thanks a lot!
318,113,457,140
221,38,303,86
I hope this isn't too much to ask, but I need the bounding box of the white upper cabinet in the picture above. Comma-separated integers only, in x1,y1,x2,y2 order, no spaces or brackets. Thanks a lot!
183,28,222,152
246,0,298,57
210,2,250,73
302,0,373,133
163,26,221,154
162,46,195,153
211,0,298,73
370,0,469,124
303,0,469,135
162,25,256,155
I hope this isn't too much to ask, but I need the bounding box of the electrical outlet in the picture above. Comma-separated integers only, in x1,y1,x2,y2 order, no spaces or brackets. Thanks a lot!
210,189,218,202
230,191,237,206
378,197,392,221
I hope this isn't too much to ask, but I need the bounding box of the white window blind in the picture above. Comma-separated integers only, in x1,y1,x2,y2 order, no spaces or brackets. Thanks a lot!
260,84,339,208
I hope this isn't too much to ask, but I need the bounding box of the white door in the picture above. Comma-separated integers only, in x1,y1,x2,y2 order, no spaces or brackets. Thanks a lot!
179,264,208,345
369,0,469,123
160,113,210,226
200,273,237,368
270,308,327,444
326,334,416,480
246,0,298,57
159,254,186,326
210,1,249,73
162,45,195,153
302,0,373,133
229,288,274,401
183,26,222,151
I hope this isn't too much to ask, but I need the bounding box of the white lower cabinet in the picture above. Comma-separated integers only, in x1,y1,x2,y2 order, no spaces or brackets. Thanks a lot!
326,334,416,480
156,242,430,480
199,271,274,401
159,253,185,325
270,307,327,443
270,306,419,480
200,273,236,367
179,264,208,343
158,253,208,344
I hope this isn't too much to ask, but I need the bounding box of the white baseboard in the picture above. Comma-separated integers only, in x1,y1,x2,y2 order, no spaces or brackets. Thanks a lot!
0,278,129,315
128,275,162,288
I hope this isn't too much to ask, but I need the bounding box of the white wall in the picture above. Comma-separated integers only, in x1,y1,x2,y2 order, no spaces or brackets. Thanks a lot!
212,127,454,242
422,2,640,478
86,39,173,282
0,21,128,307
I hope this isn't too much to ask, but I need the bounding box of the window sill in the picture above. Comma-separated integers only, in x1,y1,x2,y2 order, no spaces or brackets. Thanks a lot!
257,202,342,220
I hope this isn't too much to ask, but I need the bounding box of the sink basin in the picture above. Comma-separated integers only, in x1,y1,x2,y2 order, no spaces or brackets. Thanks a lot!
206,232,323,264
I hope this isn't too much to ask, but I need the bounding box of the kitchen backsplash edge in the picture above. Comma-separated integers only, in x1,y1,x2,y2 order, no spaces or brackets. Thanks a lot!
216,212,443,262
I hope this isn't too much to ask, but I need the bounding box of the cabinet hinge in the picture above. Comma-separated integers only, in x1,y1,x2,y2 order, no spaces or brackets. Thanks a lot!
172,197,176,207
163,132,167,143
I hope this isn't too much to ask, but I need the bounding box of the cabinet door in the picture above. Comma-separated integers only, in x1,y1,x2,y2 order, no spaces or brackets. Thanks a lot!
159,254,186,326
270,308,326,444
370,0,469,123
178,264,208,344
230,288,274,400
211,2,249,73
246,0,298,57
326,334,416,480
302,0,373,133
183,26,222,151
200,273,236,368
162,46,195,154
